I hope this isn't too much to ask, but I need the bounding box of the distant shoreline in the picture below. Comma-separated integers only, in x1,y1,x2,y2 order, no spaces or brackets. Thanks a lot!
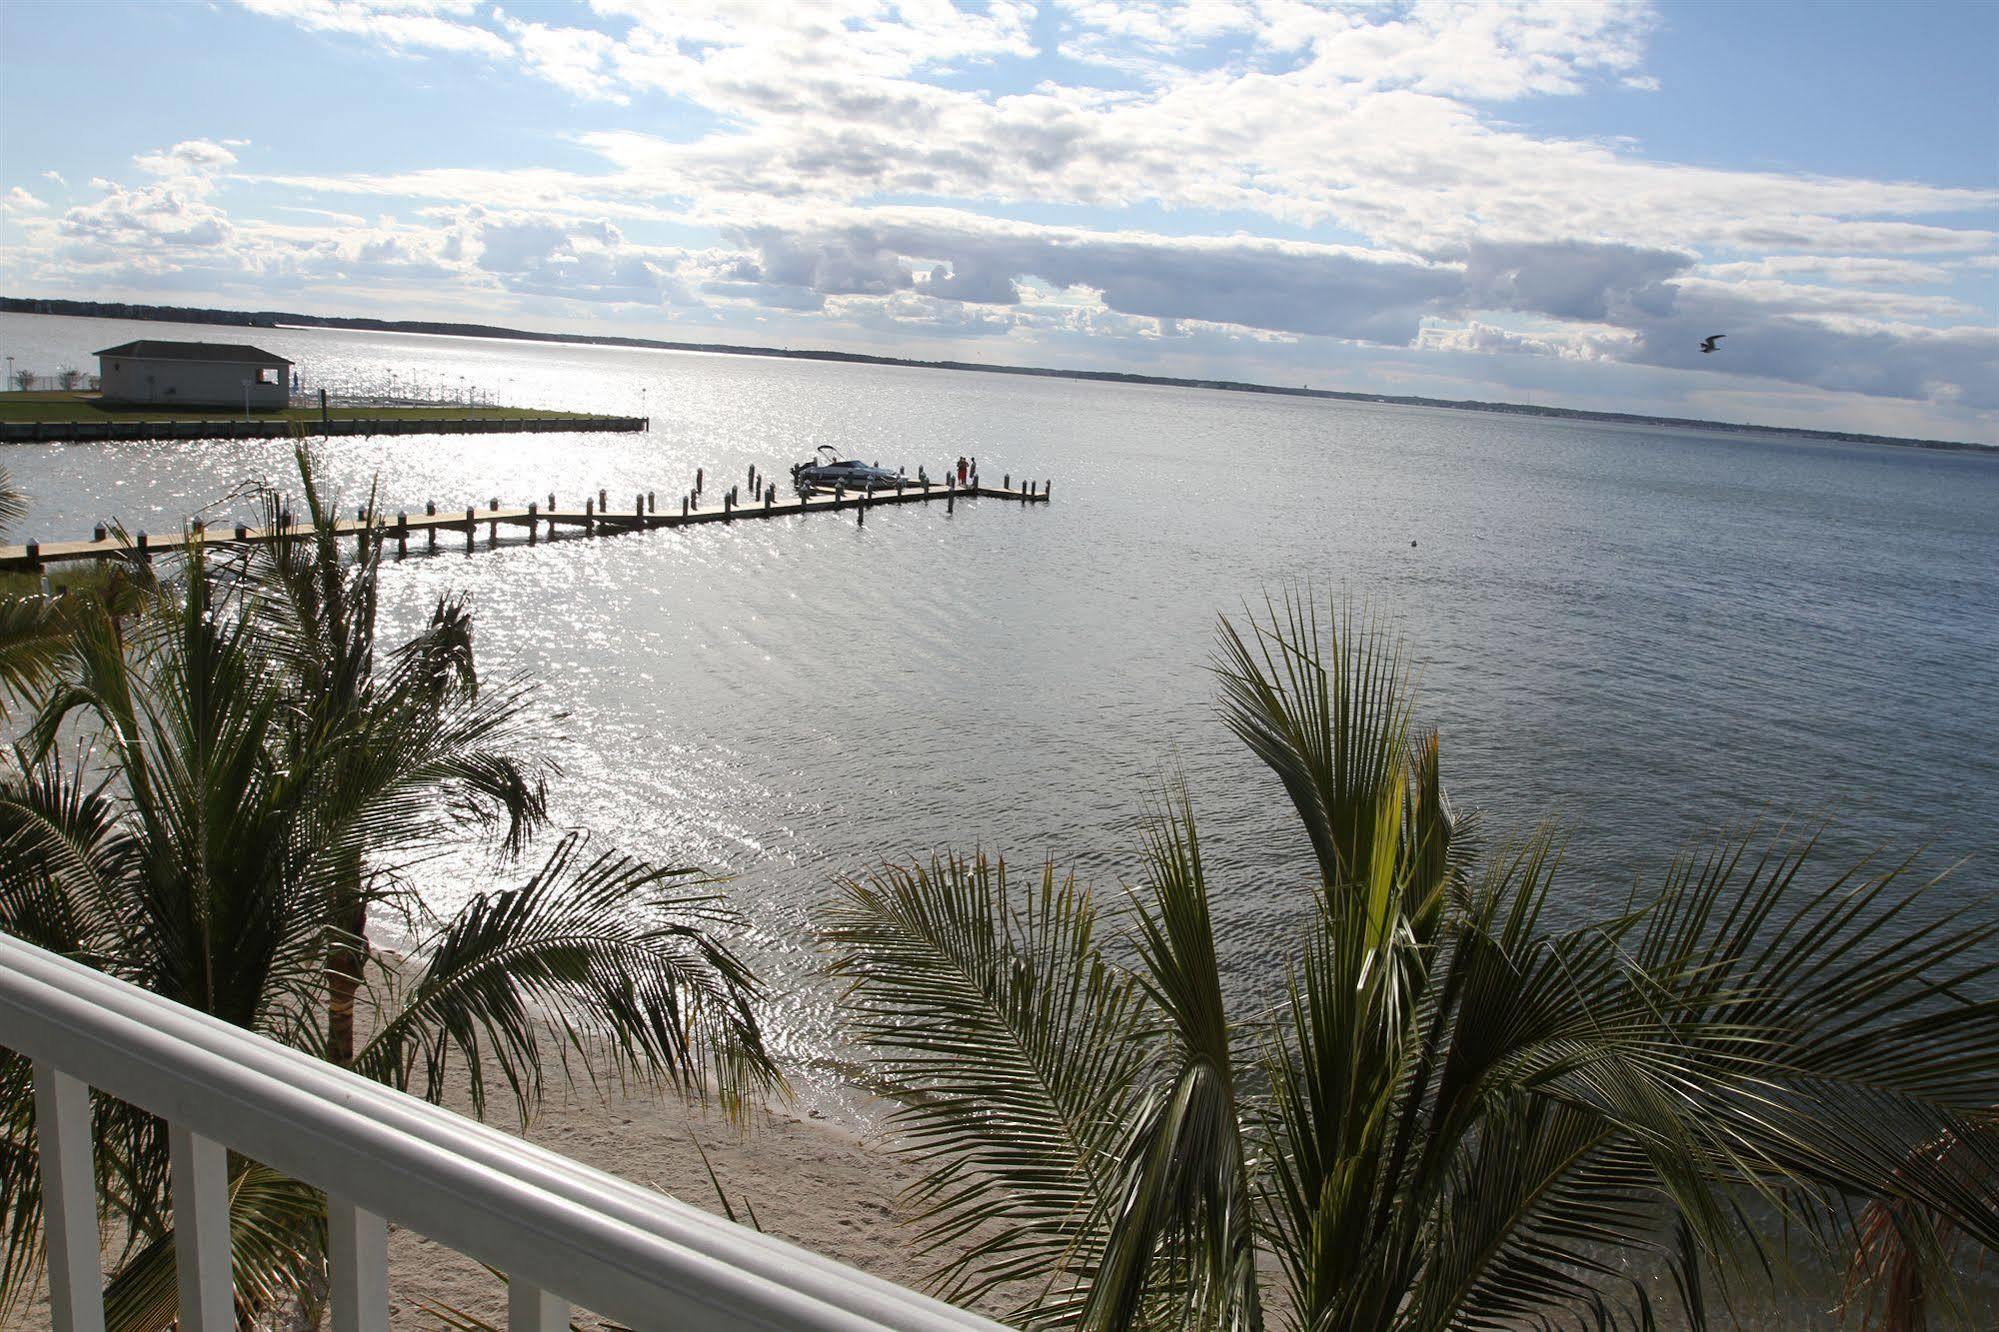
5,296,1990,455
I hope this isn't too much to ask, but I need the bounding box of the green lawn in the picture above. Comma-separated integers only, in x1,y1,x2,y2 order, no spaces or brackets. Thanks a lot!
0,392,621,424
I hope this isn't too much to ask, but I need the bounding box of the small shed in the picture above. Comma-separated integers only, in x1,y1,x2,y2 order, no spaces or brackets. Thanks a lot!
96,340,293,410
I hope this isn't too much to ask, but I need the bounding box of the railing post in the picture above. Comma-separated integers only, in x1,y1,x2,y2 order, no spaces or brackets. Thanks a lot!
509,1280,568,1332
169,1126,233,1332
34,1062,106,1332
328,1198,389,1332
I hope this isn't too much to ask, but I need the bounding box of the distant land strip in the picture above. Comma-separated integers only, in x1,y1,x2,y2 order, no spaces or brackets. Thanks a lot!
5,296,1989,455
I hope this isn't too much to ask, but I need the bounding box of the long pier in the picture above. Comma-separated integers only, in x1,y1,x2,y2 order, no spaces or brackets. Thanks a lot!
0,414,646,443
0,473,1052,571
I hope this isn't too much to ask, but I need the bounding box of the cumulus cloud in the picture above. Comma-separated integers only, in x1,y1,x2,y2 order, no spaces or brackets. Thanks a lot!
133,139,239,181
733,213,1466,344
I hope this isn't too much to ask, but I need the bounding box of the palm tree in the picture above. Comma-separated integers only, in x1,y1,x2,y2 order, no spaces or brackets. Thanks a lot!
244,448,551,1068
0,486,777,1328
828,593,1999,1330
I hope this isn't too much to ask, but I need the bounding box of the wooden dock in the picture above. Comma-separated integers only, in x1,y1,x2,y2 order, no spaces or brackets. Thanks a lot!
0,474,1052,571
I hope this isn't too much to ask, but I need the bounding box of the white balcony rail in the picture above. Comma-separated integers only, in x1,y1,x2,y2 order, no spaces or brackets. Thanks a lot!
0,934,1016,1332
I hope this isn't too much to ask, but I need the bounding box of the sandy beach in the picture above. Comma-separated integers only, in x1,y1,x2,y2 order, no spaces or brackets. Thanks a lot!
380,1073,946,1329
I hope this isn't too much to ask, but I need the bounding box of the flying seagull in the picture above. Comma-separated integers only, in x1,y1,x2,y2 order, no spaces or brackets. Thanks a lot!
1699,334,1725,354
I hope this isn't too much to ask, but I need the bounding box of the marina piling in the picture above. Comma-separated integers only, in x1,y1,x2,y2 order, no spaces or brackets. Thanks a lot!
464,507,475,554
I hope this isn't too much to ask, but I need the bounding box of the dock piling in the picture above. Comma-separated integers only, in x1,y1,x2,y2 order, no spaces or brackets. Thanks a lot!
598,488,608,511
1004,474,1010,490
464,507,475,554
682,495,689,518
636,495,644,523
94,524,107,543
396,513,408,559
24,541,40,569
947,489,954,514
585,497,595,535
857,502,864,527
647,490,655,514
527,502,538,544
136,531,150,563
696,468,703,495
549,493,556,511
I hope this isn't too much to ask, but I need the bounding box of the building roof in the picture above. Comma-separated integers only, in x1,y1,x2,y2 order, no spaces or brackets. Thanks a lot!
95,340,293,367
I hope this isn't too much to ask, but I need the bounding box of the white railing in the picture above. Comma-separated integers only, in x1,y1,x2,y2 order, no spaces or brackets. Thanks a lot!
0,934,1013,1332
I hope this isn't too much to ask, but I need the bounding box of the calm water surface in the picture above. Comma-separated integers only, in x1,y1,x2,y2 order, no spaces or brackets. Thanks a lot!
7,313,1997,1111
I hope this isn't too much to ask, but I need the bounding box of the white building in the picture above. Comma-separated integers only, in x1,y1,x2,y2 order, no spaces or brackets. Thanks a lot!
96,339,293,410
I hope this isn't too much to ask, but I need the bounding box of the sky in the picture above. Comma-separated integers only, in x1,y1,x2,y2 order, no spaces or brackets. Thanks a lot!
1,0,1995,442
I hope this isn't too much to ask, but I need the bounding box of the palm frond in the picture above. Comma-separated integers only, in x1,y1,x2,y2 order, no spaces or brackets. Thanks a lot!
825,852,1155,1319
1213,591,1415,899
1085,792,1262,1332
356,832,776,1122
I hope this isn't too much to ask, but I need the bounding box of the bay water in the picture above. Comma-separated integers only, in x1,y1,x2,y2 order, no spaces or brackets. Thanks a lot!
5,312,1995,1110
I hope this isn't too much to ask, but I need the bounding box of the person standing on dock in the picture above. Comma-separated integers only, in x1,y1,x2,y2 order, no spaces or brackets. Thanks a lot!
957,456,969,485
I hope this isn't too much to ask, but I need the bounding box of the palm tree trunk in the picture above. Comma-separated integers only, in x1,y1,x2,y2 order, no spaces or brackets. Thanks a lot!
325,852,367,1067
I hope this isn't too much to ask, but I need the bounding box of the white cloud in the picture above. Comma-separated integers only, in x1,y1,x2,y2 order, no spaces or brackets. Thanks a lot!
3,187,50,215
132,139,240,185
233,0,511,58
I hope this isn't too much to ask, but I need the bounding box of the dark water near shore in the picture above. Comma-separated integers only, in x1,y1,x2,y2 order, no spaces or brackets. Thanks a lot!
5,312,1997,1113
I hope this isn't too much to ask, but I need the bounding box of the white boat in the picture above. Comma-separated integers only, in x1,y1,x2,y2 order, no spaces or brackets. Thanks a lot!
791,445,901,493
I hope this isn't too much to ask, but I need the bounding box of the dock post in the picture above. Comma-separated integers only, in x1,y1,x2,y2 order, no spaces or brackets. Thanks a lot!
95,524,108,544
947,489,954,514
1004,473,1010,491
426,501,437,553
636,495,645,525
857,501,864,527
137,531,150,564
24,540,40,570
464,507,475,554
585,497,595,535
682,495,689,518
488,498,499,546
696,467,703,495
396,513,408,559
598,488,608,512
725,491,734,519
1046,480,1052,500
647,490,655,514
527,502,538,544
549,492,556,511
764,486,772,512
